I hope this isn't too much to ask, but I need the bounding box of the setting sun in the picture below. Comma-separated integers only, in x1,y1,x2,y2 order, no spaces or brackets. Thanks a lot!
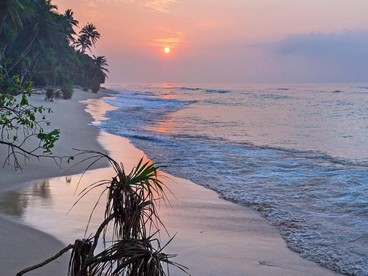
164,47,170,54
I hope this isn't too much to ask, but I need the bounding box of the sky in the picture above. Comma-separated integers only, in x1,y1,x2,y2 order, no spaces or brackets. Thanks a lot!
56,0,368,84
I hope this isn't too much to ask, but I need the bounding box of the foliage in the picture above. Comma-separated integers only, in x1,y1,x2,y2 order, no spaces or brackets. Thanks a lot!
91,83,100,93
17,152,189,276
0,73,61,169
75,23,100,53
0,0,108,94
45,87,54,101
0,0,109,169
61,79,73,99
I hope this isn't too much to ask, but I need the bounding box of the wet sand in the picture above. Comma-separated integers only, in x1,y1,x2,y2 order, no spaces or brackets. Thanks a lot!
0,88,112,276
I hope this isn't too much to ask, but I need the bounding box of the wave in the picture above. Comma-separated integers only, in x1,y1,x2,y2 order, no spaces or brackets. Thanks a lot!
204,89,230,94
178,86,231,94
179,87,202,91
102,85,368,275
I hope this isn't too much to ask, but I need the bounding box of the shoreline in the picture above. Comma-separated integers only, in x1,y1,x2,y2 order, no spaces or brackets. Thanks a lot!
0,88,114,276
0,88,340,275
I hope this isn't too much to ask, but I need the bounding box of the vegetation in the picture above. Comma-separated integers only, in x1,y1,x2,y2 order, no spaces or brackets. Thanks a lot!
17,152,188,276
0,74,61,169
0,0,108,93
0,0,108,167
1,2,185,275
61,79,73,99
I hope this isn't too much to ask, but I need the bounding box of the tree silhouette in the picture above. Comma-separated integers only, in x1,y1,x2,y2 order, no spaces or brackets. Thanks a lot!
75,23,100,53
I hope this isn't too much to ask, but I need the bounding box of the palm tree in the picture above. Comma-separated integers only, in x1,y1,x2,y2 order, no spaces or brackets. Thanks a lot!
5,0,67,81
75,23,100,53
75,34,92,53
63,9,78,44
0,0,35,34
80,23,100,46
64,9,79,27
93,55,109,79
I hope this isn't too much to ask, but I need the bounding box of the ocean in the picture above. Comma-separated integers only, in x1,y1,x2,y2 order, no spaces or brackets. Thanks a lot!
101,83,368,275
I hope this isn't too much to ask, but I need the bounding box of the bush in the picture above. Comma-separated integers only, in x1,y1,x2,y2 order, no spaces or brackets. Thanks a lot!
91,83,100,93
45,88,54,101
54,89,62,99
61,80,73,99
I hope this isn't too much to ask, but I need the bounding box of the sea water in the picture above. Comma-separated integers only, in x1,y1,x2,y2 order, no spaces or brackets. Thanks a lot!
101,83,368,275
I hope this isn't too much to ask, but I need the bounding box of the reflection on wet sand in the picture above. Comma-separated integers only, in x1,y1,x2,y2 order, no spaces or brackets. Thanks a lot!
0,180,52,217
31,180,51,200
0,167,116,245
0,190,28,217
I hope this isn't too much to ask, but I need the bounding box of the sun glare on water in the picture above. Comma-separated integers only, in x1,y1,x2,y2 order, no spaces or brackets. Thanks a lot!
164,47,170,54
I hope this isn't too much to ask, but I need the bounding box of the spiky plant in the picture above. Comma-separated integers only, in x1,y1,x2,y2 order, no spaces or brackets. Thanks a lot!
68,239,92,276
85,235,185,276
17,151,188,276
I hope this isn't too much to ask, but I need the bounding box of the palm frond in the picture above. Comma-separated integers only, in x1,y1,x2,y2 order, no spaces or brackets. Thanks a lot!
68,239,92,276
86,235,188,276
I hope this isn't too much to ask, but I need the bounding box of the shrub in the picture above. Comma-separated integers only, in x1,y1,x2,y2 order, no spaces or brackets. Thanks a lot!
45,88,54,101
61,80,73,99
91,83,100,93
54,89,62,99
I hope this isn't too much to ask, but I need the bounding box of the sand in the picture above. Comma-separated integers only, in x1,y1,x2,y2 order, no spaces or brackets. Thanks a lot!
0,89,340,275
0,88,112,275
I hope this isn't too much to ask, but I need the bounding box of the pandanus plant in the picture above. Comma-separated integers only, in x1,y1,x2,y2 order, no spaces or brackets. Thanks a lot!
17,151,188,276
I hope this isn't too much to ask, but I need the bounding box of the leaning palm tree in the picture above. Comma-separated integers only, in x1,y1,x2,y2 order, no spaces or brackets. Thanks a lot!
0,0,35,34
17,151,188,276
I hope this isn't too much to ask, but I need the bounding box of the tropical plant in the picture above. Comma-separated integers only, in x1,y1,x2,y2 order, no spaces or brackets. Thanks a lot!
63,8,79,44
74,34,92,54
93,55,109,81
16,152,188,275
61,78,73,99
0,0,35,37
75,23,100,54
0,72,61,170
1,0,107,93
45,87,54,101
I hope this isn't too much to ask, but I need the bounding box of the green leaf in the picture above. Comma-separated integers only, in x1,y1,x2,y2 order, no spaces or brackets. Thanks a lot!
20,94,28,106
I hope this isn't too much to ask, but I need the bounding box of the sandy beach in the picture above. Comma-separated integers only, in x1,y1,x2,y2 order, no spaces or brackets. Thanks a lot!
0,88,112,275
0,89,340,275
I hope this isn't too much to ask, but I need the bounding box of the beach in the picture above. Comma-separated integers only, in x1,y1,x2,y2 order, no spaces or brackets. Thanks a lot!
0,88,340,275
0,88,111,275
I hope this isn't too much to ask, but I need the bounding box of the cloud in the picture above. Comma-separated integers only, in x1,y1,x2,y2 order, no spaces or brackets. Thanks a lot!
274,31,368,62
255,31,368,82
143,0,178,13
59,0,178,13
152,29,184,48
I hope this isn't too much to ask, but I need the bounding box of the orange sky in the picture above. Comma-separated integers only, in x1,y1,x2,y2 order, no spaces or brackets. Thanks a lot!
55,0,368,83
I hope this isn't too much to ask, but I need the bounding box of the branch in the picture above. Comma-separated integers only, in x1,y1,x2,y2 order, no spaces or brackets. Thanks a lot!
16,244,74,276
88,213,115,259
0,140,68,171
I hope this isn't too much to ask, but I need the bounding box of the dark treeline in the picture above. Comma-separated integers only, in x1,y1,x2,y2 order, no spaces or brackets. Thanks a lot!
0,0,108,97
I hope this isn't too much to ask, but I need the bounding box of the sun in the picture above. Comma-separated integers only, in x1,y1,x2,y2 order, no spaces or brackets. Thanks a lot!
164,47,170,54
